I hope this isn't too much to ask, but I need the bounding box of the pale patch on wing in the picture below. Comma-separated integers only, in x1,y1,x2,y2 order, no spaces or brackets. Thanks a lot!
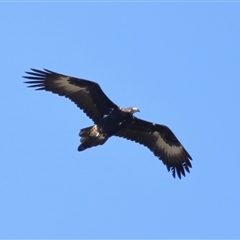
153,131,183,156
52,76,87,93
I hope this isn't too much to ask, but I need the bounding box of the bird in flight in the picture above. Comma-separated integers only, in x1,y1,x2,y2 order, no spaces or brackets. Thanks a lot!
23,69,192,179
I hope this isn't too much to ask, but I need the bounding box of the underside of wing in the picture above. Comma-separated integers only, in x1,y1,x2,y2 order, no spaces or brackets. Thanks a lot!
115,117,192,179
23,69,118,124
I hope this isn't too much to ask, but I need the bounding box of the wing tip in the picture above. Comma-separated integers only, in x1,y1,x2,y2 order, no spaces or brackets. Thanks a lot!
166,154,192,179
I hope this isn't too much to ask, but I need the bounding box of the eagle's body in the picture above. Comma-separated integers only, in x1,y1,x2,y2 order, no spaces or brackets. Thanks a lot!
24,69,192,179
79,107,138,151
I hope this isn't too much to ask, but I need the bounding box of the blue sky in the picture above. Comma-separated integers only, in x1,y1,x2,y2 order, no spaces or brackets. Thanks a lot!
1,2,240,239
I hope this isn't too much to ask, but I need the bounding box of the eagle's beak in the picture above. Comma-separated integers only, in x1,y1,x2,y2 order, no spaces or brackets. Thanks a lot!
133,108,140,113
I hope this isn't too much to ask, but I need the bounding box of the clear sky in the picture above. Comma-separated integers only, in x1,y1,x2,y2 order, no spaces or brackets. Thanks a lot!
1,2,240,239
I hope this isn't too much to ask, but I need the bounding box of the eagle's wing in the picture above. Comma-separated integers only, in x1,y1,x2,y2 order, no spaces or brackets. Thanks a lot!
23,69,118,124
115,117,192,179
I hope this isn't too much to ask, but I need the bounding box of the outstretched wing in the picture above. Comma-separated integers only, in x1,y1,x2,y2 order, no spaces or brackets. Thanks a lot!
115,117,192,179
23,69,118,124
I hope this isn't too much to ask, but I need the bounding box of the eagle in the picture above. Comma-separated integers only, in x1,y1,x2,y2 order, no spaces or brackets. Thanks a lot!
23,69,192,179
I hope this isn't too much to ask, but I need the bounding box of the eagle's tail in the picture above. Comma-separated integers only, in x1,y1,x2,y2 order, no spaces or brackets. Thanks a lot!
78,125,108,151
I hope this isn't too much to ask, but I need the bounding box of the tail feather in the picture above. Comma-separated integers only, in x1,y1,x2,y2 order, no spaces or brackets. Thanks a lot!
78,125,108,151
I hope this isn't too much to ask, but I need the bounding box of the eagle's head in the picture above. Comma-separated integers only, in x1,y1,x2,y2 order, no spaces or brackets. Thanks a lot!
121,107,140,114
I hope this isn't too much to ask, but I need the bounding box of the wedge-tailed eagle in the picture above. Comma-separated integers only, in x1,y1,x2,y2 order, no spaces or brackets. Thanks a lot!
23,69,192,179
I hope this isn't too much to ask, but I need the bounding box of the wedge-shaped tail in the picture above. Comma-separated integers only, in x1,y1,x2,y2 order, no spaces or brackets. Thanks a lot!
78,125,108,151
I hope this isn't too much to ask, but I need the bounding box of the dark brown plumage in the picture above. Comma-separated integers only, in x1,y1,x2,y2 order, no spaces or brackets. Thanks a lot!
23,68,192,179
